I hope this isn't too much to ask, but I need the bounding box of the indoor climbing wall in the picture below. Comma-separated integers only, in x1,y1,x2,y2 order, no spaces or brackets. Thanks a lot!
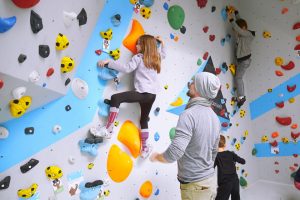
0,0,262,199
238,0,300,199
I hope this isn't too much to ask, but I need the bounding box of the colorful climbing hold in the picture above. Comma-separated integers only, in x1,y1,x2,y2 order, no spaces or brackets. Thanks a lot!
263,31,271,38
281,7,289,14
239,176,247,187
209,34,215,42
252,148,257,156
197,58,202,66
107,145,133,183
0,80,4,89
139,180,153,198
169,127,176,140
293,22,300,30
170,97,183,107
270,140,278,147
203,52,209,60
197,0,208,8
276,116,292,126
275,101,284,108
287,84,296,92
291,124,298,129
118,120,141,158
275,70,283,76
261,135,268,142
46,68,54,77
0,16,17,33
289,97,295,103
271,131,279,138
154,132,160,142
11,0,40,8
281,61,295,70
167,5,185,30
202,26,209,33
274,57,284,66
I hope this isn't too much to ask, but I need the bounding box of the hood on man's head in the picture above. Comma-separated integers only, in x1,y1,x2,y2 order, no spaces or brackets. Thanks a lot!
194,72,221,99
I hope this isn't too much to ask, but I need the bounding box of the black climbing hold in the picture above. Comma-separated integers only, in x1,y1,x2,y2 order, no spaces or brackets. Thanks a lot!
20,158,39,173
180,26,186,34
211,6,216,12
115,14,121,21
24,127,34,135
18,54,27,63
221,62,228,71
30,10,43,33
65,78,71,86
65,105,71,111
85,137,103,144
39,45,50,58
155,107,160,112
85,180,103,188
0,176,10,190
77,8,87,26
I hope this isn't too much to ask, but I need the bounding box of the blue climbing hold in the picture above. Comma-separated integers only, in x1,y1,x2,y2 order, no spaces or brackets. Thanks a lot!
98,99,109,117
98,64,119,80
220,38,226,46
170,33,175,39
154,132,160,142
78,140,99,157
221,8,227,21
139,0,154,7
163,2,169,10
111,14,121,27
0,16,16,33
154,188,160,195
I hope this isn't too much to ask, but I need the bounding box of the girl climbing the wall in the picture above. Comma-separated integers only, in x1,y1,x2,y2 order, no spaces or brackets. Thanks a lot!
228,8,255,108
90,34,166,158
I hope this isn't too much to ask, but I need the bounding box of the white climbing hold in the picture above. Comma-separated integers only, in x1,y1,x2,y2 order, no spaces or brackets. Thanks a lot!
63,11,77,27
0,126,9,139
71,78,89,99
12,86,26,99
52,125,62,134
29,70,40,83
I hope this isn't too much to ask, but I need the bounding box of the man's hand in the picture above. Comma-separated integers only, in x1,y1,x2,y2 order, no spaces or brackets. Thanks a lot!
97,59,110,67
150,152,169,163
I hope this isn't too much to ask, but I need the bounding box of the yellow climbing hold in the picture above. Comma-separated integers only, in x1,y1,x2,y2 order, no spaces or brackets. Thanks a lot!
274,57,284,66
289,97,295,103
107,144,133,183
170,97,183,106
244,130,249,137
118,120,141,158
229,64,236,76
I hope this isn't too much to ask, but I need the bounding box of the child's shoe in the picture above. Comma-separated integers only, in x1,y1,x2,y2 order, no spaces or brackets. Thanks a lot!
140,144,153,159
89,126,112,139
237,96,246,108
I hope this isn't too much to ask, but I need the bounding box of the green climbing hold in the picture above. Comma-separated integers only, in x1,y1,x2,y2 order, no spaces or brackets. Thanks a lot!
169,127,176,140
239,176,247,187
291,171,296,179
252,148,257,156
197,58,202,66
167,5,185,30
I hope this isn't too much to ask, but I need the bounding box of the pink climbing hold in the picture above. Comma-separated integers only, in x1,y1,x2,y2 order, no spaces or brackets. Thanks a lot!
276,116,292,126
287,84,296,92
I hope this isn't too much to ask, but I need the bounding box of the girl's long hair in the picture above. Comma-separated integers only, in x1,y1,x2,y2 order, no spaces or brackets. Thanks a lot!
138,35,161,73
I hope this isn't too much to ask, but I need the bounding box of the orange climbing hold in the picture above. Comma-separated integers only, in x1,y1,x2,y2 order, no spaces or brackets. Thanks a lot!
291,124,298,129
271,131,279,138
275,70,283,76
275,101,284,108
276,116,292,126
287,84,296,92
296,35,300,42
139,180,153,198
281,61,295,70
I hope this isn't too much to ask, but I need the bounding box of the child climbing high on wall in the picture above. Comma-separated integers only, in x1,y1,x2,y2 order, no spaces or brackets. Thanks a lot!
228,8,255,108
90,34,166,158
214,135,246,200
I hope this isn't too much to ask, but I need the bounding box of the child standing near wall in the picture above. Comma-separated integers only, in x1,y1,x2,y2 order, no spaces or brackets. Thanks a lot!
228,9,255,108
214,135,246,200
91,34,166,158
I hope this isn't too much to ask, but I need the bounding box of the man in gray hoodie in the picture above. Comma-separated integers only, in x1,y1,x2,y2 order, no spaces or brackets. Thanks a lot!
229,10,255,108
150,72,221,200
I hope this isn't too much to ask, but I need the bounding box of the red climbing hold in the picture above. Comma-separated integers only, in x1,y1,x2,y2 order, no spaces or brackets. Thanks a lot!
215,68,221,75
296,35,300,42
270,140,278,147
275,170,279,174
203,52,209,60
0,79,3,89
276,116,292,126
209,34,215,42
287,84,296,92
221,122,228,127
12,0,40,8
294,44,300,51
46,67,54,77
293,154,298,158
203,26,209,33
197,0,208,8
293,22,300,30
275,70,283,76
275,101,284,108
281,61,295,70
95,49,102,55
291,132,300,140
